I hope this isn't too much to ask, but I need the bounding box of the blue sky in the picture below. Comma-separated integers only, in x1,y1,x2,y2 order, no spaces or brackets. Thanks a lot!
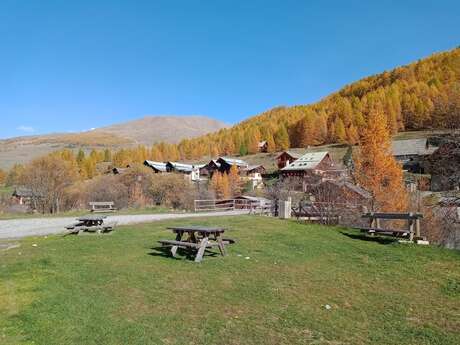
1,0,459,139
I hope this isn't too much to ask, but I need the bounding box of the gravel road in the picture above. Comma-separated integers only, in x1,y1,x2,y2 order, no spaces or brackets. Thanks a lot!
0,210,249,240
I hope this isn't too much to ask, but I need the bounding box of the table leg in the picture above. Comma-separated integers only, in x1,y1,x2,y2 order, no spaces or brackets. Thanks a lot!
171,231,183,258
195,237,209,263
216,233,227,256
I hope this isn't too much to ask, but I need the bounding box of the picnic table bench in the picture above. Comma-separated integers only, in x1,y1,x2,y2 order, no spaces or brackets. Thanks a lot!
158,226,232,262
354,212,424,241
89,201,116,213
65,215,117,235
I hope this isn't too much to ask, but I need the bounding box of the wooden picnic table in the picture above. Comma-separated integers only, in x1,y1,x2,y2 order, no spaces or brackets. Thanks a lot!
159,226,228,262
65,215,116,235
356,212,424,241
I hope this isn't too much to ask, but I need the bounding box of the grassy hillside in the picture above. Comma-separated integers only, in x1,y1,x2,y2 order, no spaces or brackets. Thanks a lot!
1,216,459,345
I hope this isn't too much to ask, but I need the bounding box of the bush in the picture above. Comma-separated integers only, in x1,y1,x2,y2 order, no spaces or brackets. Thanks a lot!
149,174,196,210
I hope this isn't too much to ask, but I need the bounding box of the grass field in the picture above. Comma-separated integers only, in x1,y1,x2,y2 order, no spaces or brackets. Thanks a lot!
0,216,459,345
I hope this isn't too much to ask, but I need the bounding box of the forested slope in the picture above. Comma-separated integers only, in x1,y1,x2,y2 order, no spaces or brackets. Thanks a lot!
151,47,460,161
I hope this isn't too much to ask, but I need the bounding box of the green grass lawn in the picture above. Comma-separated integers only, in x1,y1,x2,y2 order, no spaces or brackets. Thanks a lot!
0,216,459,345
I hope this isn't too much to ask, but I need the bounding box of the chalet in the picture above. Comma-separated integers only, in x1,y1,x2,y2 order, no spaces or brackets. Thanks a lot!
258,141,268,153
280,151,346,191
166,162,203,181
216,157,249,173
391,138,437,173
143,160,167,173
199,160,221,178
310,180,372,207
12,187,34,206
276,151,301,169
241,165,266,189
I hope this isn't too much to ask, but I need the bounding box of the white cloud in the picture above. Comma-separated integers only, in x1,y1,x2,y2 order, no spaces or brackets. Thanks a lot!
17,125,35,133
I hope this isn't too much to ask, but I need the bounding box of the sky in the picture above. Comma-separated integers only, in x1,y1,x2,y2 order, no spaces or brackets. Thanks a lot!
0,0,459,139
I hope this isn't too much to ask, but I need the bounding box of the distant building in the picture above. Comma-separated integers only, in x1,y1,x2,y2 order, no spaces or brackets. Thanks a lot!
258,141,268,153
310,180,372,207
166,162,203,181
391,138,437,173
199,160,221,178
280,151,346,191
241,165,266,189
143,160,167,173
12,187,34,206
275,151,301,169
216,157,249,174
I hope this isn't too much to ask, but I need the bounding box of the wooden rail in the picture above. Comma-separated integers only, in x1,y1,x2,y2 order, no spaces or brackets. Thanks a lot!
194,199,273,215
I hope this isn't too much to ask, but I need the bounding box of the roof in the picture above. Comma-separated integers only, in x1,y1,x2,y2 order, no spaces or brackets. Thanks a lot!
242,165,265,172
326,180,372,199
167,162,194,173
217,157,249,167
12,187,34,198
144,160,167,172
275,151,302,159
281,151,329,171
258,141,267,147
392,139,437,157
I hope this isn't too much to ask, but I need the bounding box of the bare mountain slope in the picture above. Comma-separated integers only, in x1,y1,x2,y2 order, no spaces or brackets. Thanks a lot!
95,116,229,145
0,115,228,169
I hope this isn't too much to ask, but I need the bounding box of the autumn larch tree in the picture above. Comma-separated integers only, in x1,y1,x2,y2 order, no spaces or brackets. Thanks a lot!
354,110,407,212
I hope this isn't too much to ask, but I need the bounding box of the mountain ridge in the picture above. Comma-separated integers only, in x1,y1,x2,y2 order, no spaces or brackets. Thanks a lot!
0,115,228,169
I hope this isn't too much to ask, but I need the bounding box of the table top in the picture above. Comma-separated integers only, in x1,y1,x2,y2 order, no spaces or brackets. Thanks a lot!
167,226,226,234
77,215,107,221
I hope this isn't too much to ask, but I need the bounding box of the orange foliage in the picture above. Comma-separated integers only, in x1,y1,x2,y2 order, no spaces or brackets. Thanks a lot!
354,110,407,212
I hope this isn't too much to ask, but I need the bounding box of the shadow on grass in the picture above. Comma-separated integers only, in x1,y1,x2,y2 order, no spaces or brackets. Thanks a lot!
148,246,219,261
340,231,398,245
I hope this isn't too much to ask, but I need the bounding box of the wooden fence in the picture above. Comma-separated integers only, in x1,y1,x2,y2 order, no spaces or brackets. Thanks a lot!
194,199,274,215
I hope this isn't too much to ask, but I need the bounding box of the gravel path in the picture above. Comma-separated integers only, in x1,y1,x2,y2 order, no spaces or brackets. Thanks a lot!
0,210,249,240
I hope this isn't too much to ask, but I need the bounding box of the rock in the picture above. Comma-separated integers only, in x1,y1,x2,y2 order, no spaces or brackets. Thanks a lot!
324,304,332,310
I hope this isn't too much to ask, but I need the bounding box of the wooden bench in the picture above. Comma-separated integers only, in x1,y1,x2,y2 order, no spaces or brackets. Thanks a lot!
89,202,116,213
354,212,424,241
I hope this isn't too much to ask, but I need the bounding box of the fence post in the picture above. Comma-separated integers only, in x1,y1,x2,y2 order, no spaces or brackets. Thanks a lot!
279,198,292,219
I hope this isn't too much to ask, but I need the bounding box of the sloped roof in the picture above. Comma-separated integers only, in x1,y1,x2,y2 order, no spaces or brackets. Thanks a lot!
392,139,437,157
218,157,249,167
144,160,167,172
275,151,302,159
281,151,329,171
167,162,194,173
242,165,265,172
327,180,372,199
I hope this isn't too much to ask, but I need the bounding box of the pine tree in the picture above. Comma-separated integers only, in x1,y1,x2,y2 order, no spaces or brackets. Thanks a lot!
239,143,248,156
274,124,290,150
334,118,347,143
228,165,241,197
104,149,112,162
354,110,407,211
76,149,85,165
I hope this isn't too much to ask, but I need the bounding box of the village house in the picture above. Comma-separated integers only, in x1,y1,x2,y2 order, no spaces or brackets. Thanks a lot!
391,138,437,173
258,141,268,153
276,151,301,169
216,157,249,174
12,187,35,206
280,151,346,191
143,160,167,173
241,165,266,189
166,162,203,181
309,180,372,208
199,160,221,178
